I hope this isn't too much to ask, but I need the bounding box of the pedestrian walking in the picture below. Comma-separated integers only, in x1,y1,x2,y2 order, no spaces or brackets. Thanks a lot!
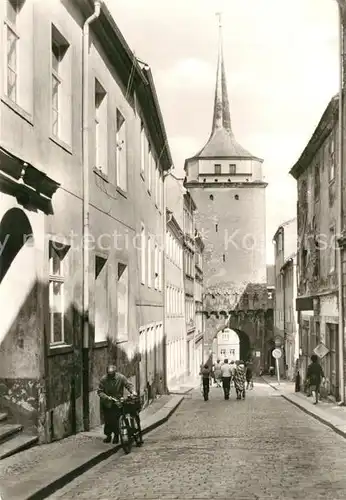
245,361,254,390
233,360,246,400
230,360,236,388
306,354,325,405
214,359,222,387
200,363,211,401
220,358,232,400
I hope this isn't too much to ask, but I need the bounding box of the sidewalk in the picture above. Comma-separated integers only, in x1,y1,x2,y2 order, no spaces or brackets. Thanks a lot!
0,394,184,500
262,375,346,439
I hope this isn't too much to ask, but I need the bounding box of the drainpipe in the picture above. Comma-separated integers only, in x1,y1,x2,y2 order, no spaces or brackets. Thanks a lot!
162,169,170,393
82,0,101,432
337,2,345,404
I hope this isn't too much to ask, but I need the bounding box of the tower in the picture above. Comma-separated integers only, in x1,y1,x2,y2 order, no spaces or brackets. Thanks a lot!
184,14,270,369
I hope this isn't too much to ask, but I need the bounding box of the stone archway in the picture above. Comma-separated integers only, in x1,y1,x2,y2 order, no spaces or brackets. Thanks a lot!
213,327,251,363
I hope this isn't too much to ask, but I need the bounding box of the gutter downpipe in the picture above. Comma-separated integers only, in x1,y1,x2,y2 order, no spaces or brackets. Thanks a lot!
337,2,345,405
82,0,101,432
162,170,170,393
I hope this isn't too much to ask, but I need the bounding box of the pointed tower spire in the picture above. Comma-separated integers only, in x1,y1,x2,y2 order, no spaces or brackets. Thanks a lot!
212,12,232,134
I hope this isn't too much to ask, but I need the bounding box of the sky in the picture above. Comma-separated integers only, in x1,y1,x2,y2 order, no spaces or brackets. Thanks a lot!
108,0,339,264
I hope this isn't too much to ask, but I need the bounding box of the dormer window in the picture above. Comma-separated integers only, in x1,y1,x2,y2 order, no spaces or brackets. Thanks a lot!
229,164,236,174
214,164,221,175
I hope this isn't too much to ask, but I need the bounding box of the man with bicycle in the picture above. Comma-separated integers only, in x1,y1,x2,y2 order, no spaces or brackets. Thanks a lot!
97,365,139,444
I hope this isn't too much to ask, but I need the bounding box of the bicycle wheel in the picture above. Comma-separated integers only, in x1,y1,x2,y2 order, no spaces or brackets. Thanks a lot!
119,415,132,454
131,416,143,447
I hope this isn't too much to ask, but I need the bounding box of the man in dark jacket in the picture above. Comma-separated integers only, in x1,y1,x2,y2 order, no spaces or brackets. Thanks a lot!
306,354,325,405
200,363,211,401
97,365,136,443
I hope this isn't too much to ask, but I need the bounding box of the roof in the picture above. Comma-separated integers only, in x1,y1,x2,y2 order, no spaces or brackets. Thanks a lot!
273,217,297,241
81,0,173,171
185,18,261,165
193,128,256,159
289,94,338,180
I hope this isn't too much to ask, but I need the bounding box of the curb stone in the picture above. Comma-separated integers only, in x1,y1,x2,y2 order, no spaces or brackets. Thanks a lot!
24,395,184,500
261,376,346,440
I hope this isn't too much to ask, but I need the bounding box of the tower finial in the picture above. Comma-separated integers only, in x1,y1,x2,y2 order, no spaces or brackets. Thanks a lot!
216,11,222,29
211,12,232,135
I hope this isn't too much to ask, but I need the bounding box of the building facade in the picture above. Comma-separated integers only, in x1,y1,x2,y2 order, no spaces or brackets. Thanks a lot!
165,198,185,390
290,95,341,399
184,18,271,373
273,219,298,380
0,0,172,443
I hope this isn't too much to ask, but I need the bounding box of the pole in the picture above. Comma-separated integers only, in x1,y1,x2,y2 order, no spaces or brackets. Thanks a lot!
276,358,280,385
82,1,101,432
337,2,345,404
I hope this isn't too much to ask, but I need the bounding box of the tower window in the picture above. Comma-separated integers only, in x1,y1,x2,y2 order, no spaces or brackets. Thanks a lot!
229,164,236,174
223,254,225,262
209,194,214,200
215,179,218,182
214,164,221,175
215,224,218,232
203,178,206,182
235,194,239,200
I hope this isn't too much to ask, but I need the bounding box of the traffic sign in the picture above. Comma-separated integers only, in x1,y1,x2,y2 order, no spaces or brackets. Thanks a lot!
272,348,282,359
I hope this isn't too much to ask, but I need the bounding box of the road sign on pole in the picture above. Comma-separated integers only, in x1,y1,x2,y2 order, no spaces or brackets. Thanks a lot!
272,348,281,385
272,348,282,359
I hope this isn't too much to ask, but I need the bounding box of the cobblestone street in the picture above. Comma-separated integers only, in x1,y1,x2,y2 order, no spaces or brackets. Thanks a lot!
49,381,346,500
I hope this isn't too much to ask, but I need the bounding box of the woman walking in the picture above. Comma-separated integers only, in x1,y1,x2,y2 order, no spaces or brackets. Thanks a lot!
214,359,222,387
245,361,254,390
233,360,246,400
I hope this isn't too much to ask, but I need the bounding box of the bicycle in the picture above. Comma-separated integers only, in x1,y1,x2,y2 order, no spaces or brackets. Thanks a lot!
108,394,143,454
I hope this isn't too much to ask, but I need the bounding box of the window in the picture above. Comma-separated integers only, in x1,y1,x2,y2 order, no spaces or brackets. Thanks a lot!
215,224,218,232
155,163,159,205
214,164,221,175
158,172,162,210
148,148,153,193
116,109,127,190
330,226,336,273
229,164,236,174
329,136,335,182
4,0,33,113
147,235,152,288
117,263,129,341
141,224,146,284
140,123,146,176
94,79,107,173
49,241,69,345
5,0,21,102
158,249,162,291
154,243,159,289
314,165,320,200
94,255,108,342
51,25,71,144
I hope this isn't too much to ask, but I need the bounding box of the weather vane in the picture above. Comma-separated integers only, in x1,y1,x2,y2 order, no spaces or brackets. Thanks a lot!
216,12,222,28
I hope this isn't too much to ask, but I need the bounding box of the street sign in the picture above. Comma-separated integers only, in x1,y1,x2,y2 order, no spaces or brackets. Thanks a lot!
272,348,282,359
314,343,329,359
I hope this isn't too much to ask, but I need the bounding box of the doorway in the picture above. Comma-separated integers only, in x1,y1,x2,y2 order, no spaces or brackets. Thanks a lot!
326,323,339,400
